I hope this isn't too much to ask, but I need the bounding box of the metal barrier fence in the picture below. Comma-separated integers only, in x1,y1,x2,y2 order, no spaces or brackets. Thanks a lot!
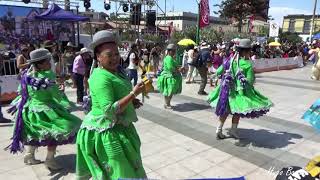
1,58,19,76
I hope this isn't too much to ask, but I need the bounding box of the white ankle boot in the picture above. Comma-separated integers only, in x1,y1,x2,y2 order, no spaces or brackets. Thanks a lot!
216,128,226,140
24,146,41,165
44,150,62,171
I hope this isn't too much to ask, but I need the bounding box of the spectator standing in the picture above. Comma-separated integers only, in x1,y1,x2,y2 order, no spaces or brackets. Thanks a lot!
127,44,140,86
150,44,161,77
46,29,54,41
16,45,30,73
196,42,211,95
62,42,77,88
73,48,91,105
185,45,197,83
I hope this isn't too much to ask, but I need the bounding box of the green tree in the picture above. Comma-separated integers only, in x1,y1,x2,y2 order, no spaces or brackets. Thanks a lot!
215,0,268,32
279,32,302,44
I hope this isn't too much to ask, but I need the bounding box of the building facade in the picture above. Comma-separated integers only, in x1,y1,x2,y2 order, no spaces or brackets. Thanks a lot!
156,12,228,31
282,14,317,35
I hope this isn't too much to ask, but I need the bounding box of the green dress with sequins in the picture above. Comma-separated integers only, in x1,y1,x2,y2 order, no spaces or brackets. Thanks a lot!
76,68,146,180
12,70,81,146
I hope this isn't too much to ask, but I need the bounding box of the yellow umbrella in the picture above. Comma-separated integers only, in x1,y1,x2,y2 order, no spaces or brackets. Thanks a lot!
269,42,281,46
178,39,196,46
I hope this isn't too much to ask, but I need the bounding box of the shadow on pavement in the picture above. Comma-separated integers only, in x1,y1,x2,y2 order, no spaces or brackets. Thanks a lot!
234,128,303,149
49,154,76,180
172,102,211,112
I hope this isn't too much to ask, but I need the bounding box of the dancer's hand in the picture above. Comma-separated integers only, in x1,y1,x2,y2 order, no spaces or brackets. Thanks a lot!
132,82,145,96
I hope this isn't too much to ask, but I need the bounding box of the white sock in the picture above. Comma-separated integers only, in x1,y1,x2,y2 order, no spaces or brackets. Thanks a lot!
217,121,225,132
46,150,55,160
26,146,37,155
232,123,238,129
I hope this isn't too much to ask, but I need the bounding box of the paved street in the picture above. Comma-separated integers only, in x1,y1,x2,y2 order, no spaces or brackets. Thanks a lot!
0,65,319,180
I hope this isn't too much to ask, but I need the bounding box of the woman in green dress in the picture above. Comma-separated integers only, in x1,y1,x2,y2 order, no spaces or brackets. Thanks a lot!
7,48,82,170
76,30,146,180
207,39,273,140
157,44,183,109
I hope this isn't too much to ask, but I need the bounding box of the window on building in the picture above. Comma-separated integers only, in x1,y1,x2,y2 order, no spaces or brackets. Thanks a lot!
303,20,311,34
289,19,295,32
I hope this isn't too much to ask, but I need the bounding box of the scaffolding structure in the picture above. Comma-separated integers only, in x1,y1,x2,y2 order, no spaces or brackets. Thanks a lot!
108,0,167,39
0,0,80,8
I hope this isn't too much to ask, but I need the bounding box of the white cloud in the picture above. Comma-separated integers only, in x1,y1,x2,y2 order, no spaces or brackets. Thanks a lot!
269,7,311,26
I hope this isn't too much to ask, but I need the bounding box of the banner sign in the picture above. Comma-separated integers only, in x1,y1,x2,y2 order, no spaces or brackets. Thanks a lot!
200,0,210,28
269,22,279,37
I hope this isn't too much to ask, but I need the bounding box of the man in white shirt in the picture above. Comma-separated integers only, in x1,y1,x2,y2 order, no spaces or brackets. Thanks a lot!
185,45,197,83
127,44,139,86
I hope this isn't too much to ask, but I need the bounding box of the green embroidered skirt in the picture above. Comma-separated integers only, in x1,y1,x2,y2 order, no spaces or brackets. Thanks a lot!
76,123,146,180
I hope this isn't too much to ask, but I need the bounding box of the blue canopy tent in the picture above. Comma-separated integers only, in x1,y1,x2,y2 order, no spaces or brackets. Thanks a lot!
34,3,90,47
35,3,89,22
313,33,320,40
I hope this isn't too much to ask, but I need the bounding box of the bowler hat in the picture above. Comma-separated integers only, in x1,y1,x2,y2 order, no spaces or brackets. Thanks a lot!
28,48,51,64
166,44,176,50
43,40,56,48
237,39,252,49
66,42,76,48
90,30,117,51
21,45,29,51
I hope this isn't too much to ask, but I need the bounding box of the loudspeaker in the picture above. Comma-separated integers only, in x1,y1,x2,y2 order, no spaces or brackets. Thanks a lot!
130,3,141,13
130,13,141,25
146,10,156,27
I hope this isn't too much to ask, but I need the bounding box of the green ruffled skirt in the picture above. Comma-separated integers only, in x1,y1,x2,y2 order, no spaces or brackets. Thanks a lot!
76,124,146,180
157,71,182,96
208,84,273,116
21,101,81,146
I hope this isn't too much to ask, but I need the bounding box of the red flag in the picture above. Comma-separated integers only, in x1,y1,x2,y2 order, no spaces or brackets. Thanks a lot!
168,22,174,37
249,15,255,33
200,0,210,28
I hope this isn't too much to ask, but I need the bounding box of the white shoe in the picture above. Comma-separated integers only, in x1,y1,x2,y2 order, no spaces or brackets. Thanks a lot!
216,130,227,140
228,128,240,139
45,159,63,171
24,153,41,165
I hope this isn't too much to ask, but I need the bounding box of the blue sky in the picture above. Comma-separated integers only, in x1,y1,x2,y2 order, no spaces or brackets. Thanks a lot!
0,0,317,25
89,0,318,25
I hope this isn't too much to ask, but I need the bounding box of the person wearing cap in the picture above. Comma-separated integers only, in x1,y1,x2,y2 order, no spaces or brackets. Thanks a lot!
7,48,81,171
208,39,273,140
185,44,198,84
43,40,60,73
62,42,77,88
76,30,146,180
72,48,91,104
196,42,211,95
157,43,183,109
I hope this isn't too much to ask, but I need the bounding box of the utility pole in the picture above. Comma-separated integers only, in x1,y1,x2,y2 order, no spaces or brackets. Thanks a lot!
164,0,166,25
310,0,318,42
196,0,200,44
